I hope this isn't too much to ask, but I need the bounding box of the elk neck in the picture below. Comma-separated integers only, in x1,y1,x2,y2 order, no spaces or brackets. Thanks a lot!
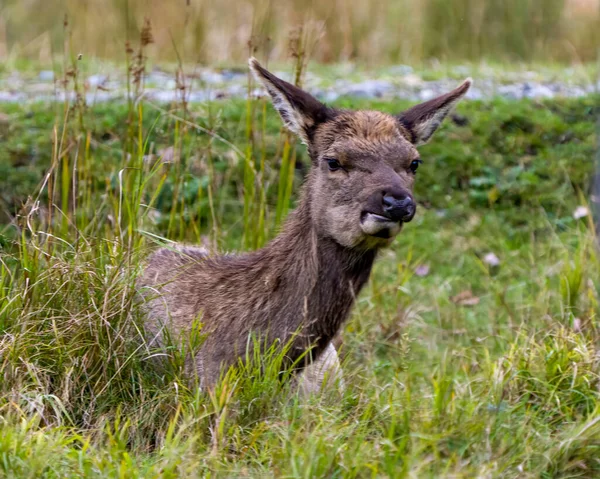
246,181,378,345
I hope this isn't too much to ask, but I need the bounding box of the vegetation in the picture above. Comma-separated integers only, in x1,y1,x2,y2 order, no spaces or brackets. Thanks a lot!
1,8,600,470
2,0,600,65
0,50,599,476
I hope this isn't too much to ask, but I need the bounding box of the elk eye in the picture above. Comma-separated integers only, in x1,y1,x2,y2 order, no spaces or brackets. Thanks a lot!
409,159,422,174
325,158,343,171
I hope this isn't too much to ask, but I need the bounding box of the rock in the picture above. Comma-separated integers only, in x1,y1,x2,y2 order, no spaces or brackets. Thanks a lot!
389,64,413,76
201,71,225,84
274,71,292,82
187,91,211,102
497,84,523,99
401,74,423,87
219,69,246,81
332,79,351,93
419,88,437,101
0,91,24,102
523,82,554,99
314,89,340,103
465,86,484,100
145,71,172,87
323,90,340,103
26,83,54,94
87,74,108,87
225,84,246,97
147,90,177,103
1,66,599,104
39,70,54,81
342,80,393,98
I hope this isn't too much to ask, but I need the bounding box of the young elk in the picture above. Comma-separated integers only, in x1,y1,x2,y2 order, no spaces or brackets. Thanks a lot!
139,59,471,393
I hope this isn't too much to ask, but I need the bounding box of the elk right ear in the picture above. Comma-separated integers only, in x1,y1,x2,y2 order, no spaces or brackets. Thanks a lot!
249,58,332,144
397,78,472,146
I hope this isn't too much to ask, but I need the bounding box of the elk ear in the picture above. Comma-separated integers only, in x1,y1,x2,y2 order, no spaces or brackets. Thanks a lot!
249,57,331,144
398,78,472,146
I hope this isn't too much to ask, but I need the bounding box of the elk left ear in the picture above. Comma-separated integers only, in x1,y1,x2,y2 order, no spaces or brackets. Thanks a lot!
249,57,332,144
398,78,472,146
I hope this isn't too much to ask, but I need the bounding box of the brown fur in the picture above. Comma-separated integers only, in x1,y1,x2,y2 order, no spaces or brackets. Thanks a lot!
138,59,471,391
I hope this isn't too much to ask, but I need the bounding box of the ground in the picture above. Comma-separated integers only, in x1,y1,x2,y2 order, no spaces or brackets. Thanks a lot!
0,71,599,477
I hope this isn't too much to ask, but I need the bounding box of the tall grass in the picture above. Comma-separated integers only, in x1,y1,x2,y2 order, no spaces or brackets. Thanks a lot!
1,20,600,476
2,0,600,66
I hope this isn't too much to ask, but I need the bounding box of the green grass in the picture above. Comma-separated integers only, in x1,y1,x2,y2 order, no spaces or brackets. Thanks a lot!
1,68,600,477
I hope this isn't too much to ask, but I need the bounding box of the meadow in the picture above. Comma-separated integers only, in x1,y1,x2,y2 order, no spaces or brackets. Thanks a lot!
0,52,599,476
1,6,600,473
2,0,600,66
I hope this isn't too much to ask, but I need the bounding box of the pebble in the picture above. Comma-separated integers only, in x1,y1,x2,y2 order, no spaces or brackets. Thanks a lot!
220,69,245,81
389,64,414,76
0,67,597,104
341,80,393,98
419,88,437,101
465,87,484,100
38,70,54,81
87,74,108,87
200,71,225,84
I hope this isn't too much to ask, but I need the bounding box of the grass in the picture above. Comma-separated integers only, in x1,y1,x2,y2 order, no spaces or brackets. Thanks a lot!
2,0,600,66
1,54,600,477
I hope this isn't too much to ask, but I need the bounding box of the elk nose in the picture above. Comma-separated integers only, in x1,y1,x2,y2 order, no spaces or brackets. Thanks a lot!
382,194,416,222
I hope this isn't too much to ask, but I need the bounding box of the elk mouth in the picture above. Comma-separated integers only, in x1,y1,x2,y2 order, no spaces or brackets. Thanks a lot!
360,212,402,239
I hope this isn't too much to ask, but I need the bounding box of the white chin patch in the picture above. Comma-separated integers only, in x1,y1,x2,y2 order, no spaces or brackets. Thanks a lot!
360,213,402,238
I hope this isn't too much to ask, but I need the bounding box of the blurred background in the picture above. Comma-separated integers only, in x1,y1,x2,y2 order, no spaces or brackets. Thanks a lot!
1,0,599,66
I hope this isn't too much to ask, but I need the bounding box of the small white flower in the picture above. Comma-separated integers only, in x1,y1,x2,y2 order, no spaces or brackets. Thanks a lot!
573,206,589,219
483,252,500,267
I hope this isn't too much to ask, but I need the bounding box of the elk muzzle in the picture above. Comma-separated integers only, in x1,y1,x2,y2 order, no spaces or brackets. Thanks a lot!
360,189,416,240
382,194,416,222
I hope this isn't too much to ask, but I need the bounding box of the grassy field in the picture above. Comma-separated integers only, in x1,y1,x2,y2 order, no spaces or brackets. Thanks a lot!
1,60,600,477
2,0,600,66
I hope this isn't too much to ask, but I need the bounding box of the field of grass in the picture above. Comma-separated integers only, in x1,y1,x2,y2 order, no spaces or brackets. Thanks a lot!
1,58,600,477
2,0,600,66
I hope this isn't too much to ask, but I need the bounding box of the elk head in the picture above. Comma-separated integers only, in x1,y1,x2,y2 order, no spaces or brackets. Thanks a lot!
250,58,471,250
